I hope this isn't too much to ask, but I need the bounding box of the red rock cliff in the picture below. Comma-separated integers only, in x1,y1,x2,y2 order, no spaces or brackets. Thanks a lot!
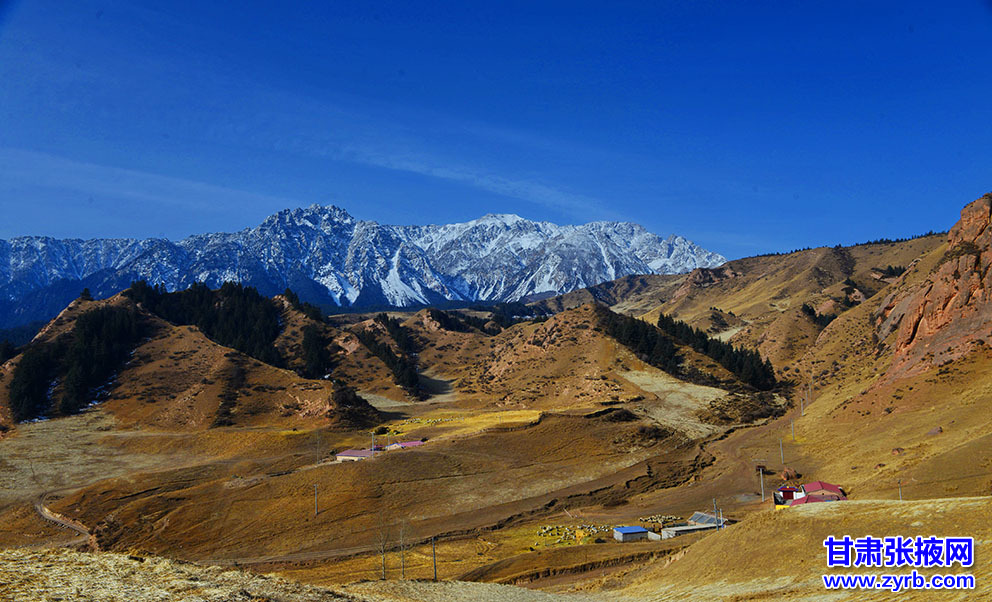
875,193,992,377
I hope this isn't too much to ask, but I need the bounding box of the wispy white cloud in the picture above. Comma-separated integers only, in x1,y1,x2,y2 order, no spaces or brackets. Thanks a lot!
0,147,304,231
238,102,619,221
0,2,625,227
123,79,625,222
334,144,621,221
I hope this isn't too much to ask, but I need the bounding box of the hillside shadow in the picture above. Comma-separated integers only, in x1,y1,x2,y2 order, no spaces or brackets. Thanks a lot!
419,373,454,396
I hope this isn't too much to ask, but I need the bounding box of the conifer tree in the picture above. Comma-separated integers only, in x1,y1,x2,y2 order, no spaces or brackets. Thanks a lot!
0,340,16,364
8,344,58,422
301,325,332,379
124,280,283,365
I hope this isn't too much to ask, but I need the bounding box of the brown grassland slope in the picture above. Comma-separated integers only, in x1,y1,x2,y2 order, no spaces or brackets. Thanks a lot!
0,547,364,602
1,292,760,593
641,235,944,371
0,547,609,602
616,498,990,601
777,198,992,502
5,195,992,601
0,292,379,433
407,304,749,423
48,411,697,562
533,274,685,316
274,297,407,404
5,497,986,601
543,234,944,376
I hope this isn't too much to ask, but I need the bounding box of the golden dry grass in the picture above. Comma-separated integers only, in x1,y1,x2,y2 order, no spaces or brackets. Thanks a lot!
8,230,992,602
618,498,992,601
633,236,944,371
40,411,693,565
0,547,356,602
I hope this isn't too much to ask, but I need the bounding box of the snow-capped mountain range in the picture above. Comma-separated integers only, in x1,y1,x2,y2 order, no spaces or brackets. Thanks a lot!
0,205,725,329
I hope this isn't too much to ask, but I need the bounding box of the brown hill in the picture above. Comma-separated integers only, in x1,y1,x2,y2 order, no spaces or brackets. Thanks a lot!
533,274,684,315
648,238,943,371
769,198,992,502
582,198,992,509
403,304,779,436
0,293,137,430
574,195,992,528
0,291,380,433
272,298,405,404
2,301,771,577
534,234,944,375
468,196,992,599
6,198,992,601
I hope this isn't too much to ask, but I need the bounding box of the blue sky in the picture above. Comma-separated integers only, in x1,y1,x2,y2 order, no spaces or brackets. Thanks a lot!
1,1,990,258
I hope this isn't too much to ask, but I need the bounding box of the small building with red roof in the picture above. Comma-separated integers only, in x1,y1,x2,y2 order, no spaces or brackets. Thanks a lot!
774,485,803,507
336,449,375,462
386,440,424,451
789,493,845,506
802,481,845,497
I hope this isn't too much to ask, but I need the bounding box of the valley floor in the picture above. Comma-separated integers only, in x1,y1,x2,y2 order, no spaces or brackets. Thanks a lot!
3,399,991,601
4,496,989,601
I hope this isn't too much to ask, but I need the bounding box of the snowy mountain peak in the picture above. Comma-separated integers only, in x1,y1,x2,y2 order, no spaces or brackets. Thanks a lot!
0,206,725,329
258,204,356,231
472,213,528,226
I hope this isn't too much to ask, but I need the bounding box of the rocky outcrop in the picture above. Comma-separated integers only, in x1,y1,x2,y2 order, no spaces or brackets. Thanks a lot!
672,265,740,302
875,194,992,377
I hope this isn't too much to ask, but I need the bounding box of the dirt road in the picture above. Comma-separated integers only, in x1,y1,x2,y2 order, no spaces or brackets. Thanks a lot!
32,493,90,548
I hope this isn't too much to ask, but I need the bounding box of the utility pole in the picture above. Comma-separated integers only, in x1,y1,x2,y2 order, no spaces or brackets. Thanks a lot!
759,467,765,502
780,439,785,465
432,537,437,581
314,484,318,517
713,498,718,519
898,479,903,501
398,520,409,580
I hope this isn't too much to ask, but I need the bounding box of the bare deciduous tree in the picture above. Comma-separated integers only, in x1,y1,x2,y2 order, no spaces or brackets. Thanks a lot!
376,511,390,580
397,519,412,579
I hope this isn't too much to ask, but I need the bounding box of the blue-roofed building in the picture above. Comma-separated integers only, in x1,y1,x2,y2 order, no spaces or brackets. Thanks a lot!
613,526,660,543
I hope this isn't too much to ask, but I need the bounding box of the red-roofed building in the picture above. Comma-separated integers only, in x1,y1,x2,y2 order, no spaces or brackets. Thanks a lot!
336,449,375,462
802,481,845,497
774,486,803,506
386,441,424,451
789,493,846,506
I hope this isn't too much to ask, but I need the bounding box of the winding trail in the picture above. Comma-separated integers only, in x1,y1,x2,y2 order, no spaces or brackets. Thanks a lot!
32,491,91,549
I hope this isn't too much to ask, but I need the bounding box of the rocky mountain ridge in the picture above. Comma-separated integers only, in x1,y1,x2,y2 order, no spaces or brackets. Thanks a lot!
0,205,724,329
